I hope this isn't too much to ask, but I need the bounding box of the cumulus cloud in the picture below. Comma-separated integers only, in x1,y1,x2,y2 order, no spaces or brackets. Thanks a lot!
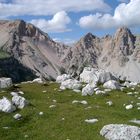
118,0,129,3
79,0,140,30
0,0,110,18
30,11,71,33
53,38,75,45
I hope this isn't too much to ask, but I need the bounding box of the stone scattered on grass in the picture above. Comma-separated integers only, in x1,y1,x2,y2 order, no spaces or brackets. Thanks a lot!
95,90,105,95
3,127,10,129
73,89,81,93
42,90,47,93
32,78,43,84
82,84,94,96
85,106,92,110
103,80,120,90
127,92,133,95
106,101,113,106
49,105,56,108
72,100,88,105
125,104,133,110
129,119,140,125
10,92,18,96
12,95,28,109
85,119,98,124
0,97,16,113
13,113,22,120
100,124,140,140
52,100,57,103
39,112,44,115
18,91,24,95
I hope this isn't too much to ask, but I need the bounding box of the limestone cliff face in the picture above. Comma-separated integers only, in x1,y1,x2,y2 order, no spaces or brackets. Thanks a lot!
62,27,140,82
0,20,67,80
0,19,140,82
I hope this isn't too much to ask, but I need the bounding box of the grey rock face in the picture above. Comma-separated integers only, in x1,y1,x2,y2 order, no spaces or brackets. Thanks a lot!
0,77,12,88
62,27,140,82
100,124,140,140
0,20,67,81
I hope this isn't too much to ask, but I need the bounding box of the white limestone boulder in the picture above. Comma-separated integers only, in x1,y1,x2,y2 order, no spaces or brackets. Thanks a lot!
56,74,71,83
32,78,43,84
13,113,22,120
100,124,140,140
98,72,117,84
80,67,117,84
0,78,12,88
103,80,120,90
0,97,16,113
85,119,98,124
61,79,82,90
82,84,94,96
12,95,28,109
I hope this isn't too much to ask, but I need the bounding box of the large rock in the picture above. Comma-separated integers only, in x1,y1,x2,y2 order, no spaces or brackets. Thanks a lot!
80,67,117,84
12,95,28,109
103,80,120,89
100,124,140,140
56,74,71,83
0,97,16,113
80,67,101,84
60,79,82,90
0,77,12,88
82,84,95,96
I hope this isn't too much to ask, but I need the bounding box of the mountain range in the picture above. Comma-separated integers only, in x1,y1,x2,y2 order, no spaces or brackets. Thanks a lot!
0,20,140,82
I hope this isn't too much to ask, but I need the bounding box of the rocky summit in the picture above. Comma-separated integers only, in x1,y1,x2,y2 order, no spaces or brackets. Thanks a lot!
0,20,67,81
62,27,140,82
0,20,140,83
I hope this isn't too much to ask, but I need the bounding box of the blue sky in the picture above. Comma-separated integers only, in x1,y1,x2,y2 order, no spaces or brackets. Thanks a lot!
0,0,140,44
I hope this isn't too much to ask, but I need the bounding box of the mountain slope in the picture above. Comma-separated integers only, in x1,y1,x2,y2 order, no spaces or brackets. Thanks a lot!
62,27,140,82
0,20,67,81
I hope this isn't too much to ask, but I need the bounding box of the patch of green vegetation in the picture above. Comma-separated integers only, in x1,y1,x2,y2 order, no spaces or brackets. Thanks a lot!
0,50,10,59
0,83,140,140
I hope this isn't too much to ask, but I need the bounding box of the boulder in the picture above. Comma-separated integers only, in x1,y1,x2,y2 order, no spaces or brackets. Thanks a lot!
80,67,117,84
13,113,22,120
32,78,43,84
0,78,12,88
100,124,140,140
0,97,16,113
98,72,117,84
82,84,94,96
103,80,120,89
61,79,82,90
56,74,71,83
85,119,98,124
125,104,133,110
12,95,28,109
80,67,101,84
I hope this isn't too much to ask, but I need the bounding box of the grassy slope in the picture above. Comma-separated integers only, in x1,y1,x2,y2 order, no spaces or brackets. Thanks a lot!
0,83,140,140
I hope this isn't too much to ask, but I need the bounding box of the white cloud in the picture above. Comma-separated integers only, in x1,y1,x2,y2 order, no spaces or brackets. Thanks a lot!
53,38,75,45
30,11,71,33
79,0,140,30
118,0,129,3
0,0,110,18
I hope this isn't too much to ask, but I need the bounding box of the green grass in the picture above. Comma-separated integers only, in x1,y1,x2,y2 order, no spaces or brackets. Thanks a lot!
0,83,140,140
0,50,10,59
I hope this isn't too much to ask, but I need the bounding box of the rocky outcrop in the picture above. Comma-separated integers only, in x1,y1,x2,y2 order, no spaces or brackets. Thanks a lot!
0,77,12,88
100,124,140,140
62,27,140,82
0,20,67,81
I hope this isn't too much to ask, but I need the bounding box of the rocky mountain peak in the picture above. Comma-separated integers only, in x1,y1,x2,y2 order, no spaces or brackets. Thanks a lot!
114,27,135,55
